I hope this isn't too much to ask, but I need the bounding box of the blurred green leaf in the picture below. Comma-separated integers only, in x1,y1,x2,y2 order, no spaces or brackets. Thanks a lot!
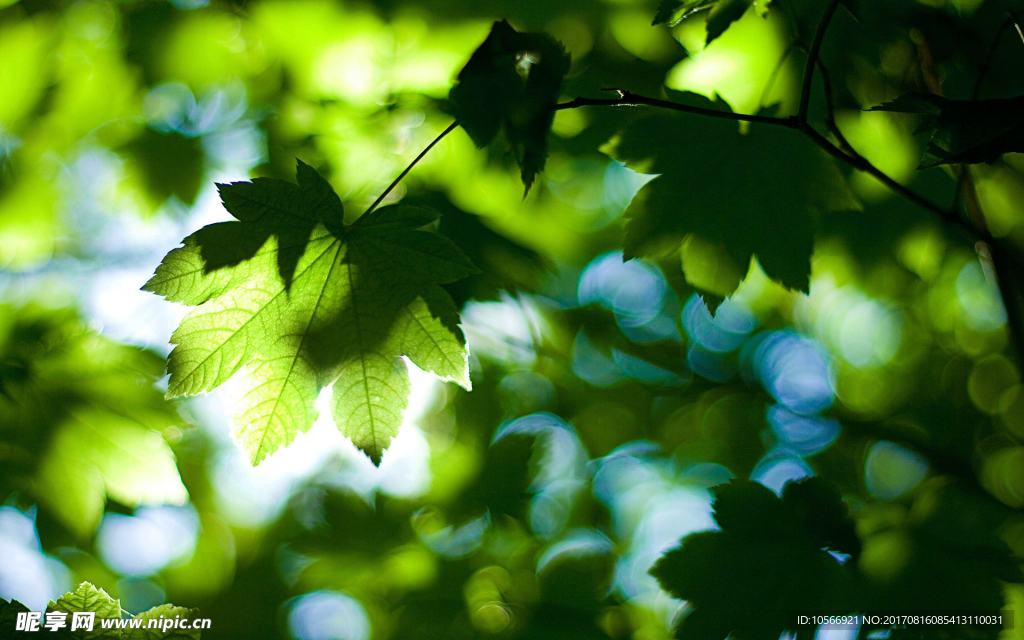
857,483,1021,633
145,161,478,464
121,130,205,207
449,20,570,193
0,304,187,537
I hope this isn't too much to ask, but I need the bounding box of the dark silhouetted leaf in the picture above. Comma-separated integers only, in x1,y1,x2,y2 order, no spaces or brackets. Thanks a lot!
607,94,858,298
449,20,571,193
0,597,32,638
650,478,857,640
871,94,1024,168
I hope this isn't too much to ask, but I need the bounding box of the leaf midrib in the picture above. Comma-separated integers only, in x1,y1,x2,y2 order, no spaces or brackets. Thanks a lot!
169,238,341,395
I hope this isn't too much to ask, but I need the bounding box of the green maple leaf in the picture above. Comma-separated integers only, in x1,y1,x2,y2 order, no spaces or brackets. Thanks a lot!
47,583,123,638
449,20,570,193
606,93,858,300
650,478,858,640
145,161,478,465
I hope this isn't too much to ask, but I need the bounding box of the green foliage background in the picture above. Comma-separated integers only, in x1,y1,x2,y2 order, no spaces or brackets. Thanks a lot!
3,0,1024,638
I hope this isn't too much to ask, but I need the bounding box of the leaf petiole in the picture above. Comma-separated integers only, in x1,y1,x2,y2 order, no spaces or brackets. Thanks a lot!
359,120,460,223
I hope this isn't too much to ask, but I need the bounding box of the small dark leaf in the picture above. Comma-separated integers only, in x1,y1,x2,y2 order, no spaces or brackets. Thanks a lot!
449,20,571,193
452,432,537,521
650,0,752,45
122,129,205,206
705,0,752,44
871,94,1024,168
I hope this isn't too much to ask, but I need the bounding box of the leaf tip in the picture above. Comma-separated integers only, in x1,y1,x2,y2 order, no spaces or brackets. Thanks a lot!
365,446,384,467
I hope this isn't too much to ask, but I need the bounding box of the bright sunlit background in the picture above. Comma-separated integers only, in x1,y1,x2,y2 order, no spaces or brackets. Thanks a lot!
2,0,1024,638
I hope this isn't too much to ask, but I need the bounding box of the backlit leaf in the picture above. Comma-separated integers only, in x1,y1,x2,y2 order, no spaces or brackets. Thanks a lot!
145,161,478,465
47,582,122,638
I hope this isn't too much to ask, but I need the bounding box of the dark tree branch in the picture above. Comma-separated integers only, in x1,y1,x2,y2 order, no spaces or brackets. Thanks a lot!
553,90,793,127
556,89,957,231
797,0,842,123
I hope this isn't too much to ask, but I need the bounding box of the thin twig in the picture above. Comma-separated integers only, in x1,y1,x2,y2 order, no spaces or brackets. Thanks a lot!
988,241,1024,364
556,89,957,228
797,0,842,123
362,120,460,218
973,17,1013,99
814,60,856,156
804,125,951,219
554,91,794,127
918,29,1024,366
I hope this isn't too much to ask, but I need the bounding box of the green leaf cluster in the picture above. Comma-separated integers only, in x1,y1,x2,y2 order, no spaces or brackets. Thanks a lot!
1,583,203,640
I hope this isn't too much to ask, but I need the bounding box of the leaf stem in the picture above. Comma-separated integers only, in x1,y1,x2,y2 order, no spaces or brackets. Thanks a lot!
797,0,842,124
362,120,460,218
